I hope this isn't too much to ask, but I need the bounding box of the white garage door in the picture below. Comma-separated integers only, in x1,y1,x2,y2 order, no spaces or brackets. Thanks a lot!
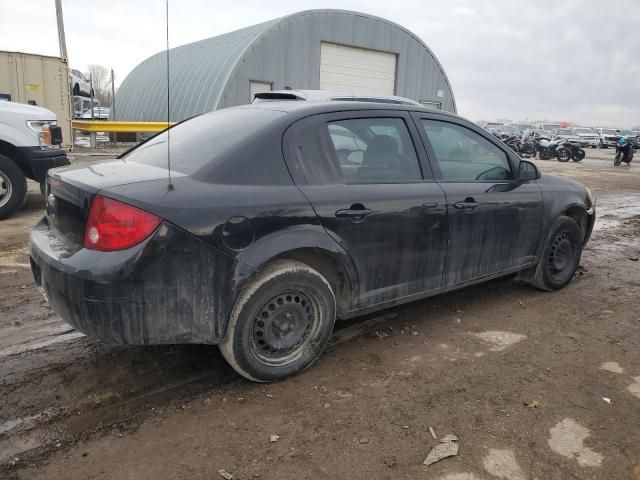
249,80,272,102
319,42,396,95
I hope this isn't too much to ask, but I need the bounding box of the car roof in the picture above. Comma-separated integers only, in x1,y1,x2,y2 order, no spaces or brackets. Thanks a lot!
236,99,460,122
253,89,423,106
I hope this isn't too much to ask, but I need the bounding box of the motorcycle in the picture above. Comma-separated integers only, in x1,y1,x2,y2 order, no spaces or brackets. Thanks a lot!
614,137,634,166
562,140,586,162
535,137,572,162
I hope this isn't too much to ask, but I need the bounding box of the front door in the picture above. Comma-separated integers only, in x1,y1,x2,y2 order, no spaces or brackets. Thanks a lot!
413,114,543,286
283,111,448,308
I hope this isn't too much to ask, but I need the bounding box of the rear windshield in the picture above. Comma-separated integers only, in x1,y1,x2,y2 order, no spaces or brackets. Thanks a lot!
121,108,283,174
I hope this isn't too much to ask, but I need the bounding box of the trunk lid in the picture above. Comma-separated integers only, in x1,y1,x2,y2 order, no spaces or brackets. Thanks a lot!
46,160,180,247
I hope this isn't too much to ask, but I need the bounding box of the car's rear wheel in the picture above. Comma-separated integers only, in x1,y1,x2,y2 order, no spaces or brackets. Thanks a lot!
530,216,584,291
219,260,336,382
0,154,28,220
572,149,586,161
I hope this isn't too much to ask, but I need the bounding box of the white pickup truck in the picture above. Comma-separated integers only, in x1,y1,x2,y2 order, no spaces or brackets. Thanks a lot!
0,101,69,219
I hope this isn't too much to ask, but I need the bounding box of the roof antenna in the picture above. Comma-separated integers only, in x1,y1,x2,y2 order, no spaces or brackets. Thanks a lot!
165,0,174,191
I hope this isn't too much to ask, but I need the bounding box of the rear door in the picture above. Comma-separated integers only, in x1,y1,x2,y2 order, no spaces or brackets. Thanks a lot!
412,113,543,286
283,110,447,308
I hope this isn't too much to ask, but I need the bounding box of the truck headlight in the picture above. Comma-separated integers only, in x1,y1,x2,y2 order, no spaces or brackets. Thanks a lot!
26,120,58,150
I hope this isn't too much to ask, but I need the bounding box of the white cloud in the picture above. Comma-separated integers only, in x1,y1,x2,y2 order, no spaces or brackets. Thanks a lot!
1,0,638,126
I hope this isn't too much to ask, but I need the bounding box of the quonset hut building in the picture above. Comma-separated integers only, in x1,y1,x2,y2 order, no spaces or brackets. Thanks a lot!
114,9,456,122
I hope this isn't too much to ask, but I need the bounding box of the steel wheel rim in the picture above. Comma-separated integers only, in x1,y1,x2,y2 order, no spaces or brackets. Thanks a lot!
548,232,574,280
0,171,12,208
250,290,321,366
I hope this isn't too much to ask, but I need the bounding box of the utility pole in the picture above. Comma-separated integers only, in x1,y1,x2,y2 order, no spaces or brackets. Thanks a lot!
55,0,68,61
111,68,117,144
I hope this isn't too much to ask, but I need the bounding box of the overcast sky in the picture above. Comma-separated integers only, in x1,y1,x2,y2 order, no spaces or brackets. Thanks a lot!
1,0,639,127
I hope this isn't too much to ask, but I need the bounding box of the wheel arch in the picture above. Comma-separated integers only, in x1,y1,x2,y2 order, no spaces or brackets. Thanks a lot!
232,227,359,322
562,204,588,234
0,140,30,179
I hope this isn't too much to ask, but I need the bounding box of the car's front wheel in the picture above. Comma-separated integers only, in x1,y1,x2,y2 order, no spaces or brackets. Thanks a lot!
530,216,584,291
219,260,336,382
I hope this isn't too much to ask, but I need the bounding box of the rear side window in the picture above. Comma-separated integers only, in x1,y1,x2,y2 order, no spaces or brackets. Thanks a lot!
421,119,511,182
327,118,422,183
122,108,284,174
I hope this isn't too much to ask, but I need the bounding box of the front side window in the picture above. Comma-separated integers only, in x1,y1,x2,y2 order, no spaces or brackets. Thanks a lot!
327,118,422,183
421,119,511,182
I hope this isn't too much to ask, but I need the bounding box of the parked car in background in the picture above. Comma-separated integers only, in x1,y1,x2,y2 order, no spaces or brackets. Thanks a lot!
69,69,92,97
571,127,600,148
79,106,110,120
594,127,619,148
487,124,520,138
514,124,537,133
536,122,562,133
632,130,640,148
0,101,69,218
30,98,595,382
553,128,577,140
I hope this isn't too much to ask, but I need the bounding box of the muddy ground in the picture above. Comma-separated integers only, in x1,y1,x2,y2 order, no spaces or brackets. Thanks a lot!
1,148,639,480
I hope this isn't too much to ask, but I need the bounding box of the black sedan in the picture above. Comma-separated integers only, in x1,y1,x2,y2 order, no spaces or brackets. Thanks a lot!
29,100,595,382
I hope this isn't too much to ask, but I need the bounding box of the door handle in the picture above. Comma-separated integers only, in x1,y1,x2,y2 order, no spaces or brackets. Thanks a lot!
422,202,439,209
335,207,372,223
453,197,480,210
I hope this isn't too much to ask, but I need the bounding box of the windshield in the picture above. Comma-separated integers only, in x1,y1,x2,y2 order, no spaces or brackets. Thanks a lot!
557,129,572,135
542,124,561,131
602,129,617,135
620,129,633,135
574,128,595,134
121,108,283,174
500,125,519,133
514,124,535,132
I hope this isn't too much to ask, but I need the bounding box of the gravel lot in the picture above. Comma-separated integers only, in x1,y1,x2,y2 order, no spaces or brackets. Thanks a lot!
1,147,639,480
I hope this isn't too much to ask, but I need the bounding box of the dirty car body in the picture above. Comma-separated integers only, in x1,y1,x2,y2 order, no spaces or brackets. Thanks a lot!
29,101,595,381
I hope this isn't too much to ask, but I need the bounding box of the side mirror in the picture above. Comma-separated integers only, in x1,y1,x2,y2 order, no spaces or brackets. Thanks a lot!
518,160,540,181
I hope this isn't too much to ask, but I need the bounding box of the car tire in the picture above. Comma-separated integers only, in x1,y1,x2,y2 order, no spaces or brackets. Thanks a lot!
0,154,28,220
556,148,571,162
530,216,584,291
219,259,336,382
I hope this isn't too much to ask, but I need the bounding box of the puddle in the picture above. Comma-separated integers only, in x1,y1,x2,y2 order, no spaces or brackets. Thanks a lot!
600,361,624,374
471,331,526,352
593,194,640,233
440,474,482,480
548,418,603,467
0,427,61,464
0,331,85,358
627,376,640,399
0,409,55,435
483,448,526,480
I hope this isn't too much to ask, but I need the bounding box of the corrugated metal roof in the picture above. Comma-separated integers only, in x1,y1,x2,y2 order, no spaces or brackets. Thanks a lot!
114,17,281,121
115,9,456,120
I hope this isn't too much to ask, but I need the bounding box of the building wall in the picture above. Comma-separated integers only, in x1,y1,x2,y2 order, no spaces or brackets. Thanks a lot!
217,10,455,112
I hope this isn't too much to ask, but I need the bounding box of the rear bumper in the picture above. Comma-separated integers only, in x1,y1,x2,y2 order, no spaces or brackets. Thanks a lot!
16,147,69,183
29,218,236,345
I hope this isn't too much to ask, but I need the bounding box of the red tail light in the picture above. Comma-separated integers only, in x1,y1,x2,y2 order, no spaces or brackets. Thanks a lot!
84,195,162,251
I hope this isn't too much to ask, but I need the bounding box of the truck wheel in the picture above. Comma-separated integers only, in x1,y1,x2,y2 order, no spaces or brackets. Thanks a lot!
530,216,584,291
0,154,28,220
220,260,336,382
